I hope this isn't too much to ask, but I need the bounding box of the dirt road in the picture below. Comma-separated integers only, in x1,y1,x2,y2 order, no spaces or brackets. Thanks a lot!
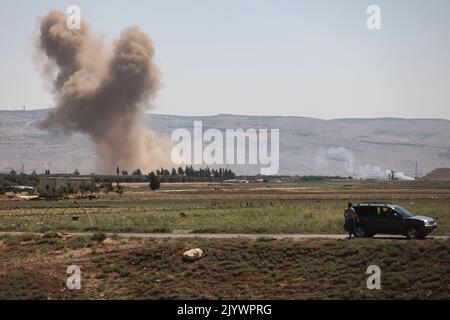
0,231,448,240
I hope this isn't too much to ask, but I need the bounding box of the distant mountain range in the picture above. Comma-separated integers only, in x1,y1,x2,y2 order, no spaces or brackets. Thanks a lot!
1,109,450,178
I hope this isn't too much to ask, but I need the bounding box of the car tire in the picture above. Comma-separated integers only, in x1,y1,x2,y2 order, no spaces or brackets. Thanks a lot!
354,225,367,238
406,226,419,240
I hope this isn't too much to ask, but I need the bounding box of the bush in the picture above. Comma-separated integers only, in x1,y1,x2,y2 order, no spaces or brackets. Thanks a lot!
91,232,106,243
68,237,93,249
43,231,61,239
149,174,161,191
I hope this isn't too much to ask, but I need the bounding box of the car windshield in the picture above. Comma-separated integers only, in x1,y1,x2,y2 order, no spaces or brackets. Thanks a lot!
392,206,414,218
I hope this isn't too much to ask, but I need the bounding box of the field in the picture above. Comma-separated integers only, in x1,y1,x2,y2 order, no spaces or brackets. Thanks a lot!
0,234,448,299
0,180,449,235
0,180,449,300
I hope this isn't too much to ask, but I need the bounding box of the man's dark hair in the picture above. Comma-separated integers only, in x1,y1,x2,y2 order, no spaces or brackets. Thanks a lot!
348,202,353,208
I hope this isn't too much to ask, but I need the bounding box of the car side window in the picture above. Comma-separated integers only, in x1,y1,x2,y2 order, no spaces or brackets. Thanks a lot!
356,206,377,217
368,207,377,216
390,210,401,218
378,207,394,217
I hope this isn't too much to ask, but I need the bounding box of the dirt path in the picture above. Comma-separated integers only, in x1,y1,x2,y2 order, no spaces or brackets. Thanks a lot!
0,231,448,240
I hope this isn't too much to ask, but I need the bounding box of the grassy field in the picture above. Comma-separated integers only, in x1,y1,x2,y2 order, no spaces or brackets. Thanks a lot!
0,180,449,235
1,181,448,300
0,234,448,300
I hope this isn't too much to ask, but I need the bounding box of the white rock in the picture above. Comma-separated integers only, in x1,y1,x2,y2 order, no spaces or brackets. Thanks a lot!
182,248,204,262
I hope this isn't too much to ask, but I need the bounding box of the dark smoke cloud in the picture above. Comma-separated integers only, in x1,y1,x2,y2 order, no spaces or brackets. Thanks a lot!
35,10,171,172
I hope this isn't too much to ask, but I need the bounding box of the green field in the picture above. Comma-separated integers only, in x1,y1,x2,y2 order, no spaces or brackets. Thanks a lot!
0,180,449,235
1,180,449,300
0,198,449,235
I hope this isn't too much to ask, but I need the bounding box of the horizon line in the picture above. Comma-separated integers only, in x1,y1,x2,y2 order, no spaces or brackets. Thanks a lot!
0,107,449,122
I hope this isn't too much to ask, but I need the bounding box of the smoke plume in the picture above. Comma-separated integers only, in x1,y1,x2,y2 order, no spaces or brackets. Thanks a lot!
35,10,171,173
314,147,414,180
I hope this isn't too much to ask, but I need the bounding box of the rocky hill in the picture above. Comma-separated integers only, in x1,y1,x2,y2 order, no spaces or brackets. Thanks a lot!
1,109,450,178
421,168,450,181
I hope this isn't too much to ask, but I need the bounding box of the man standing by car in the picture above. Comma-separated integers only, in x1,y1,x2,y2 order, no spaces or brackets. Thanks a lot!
344,202,359,239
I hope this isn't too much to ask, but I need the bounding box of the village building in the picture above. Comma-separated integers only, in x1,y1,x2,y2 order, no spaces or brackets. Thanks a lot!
38,177,94,196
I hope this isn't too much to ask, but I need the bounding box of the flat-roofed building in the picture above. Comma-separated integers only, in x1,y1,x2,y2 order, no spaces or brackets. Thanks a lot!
39,177,94,195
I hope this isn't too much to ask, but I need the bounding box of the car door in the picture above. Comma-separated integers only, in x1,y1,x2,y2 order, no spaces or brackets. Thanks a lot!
378,207,404,234
374,207,391,233
356,206,378,232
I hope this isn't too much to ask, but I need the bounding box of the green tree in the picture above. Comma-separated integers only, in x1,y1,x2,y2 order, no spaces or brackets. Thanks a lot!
149,172,161,191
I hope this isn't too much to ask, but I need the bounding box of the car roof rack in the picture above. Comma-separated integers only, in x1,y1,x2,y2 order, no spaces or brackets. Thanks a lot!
356,202,393,206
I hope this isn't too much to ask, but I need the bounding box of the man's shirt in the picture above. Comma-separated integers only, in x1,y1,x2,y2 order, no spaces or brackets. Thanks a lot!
344,207,356,221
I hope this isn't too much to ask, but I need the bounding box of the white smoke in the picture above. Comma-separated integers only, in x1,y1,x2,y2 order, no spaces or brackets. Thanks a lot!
392,171,414,181
314,147,414,180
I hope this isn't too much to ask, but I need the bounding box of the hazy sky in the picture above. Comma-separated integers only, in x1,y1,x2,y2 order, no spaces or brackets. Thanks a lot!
0,0,449,119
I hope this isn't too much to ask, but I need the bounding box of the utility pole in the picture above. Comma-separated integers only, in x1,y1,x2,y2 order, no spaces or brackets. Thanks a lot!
415,161,418,180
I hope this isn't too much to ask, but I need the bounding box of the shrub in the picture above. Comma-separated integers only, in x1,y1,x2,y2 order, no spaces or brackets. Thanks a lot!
149,174,161,191
91,232,106,243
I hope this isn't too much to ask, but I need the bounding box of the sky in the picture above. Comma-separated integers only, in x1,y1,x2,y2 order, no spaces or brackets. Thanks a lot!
0,0,449,119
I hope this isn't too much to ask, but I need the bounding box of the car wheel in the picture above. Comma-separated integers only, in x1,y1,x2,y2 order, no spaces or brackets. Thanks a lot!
354,225,366,238
406,226,419,239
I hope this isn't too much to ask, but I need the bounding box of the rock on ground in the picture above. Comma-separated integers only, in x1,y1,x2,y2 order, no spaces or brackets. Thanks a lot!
182,248,204,262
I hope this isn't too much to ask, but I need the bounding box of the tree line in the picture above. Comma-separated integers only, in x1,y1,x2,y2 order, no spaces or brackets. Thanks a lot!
114,166,236,181
0,166,237,195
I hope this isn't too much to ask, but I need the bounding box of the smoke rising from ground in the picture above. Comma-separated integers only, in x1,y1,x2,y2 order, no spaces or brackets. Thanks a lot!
35,10,171,173
314,147,414,180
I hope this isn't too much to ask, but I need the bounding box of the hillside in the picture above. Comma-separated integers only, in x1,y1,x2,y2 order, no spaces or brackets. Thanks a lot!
1,109,450,177
421,168,450,181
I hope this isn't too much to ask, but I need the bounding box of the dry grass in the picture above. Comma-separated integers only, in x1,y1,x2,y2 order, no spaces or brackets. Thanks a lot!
0,181,449,235
0,201,448,235
0,235,448,300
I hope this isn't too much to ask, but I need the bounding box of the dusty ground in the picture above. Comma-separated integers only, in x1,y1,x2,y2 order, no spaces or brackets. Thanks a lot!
0,234,448,300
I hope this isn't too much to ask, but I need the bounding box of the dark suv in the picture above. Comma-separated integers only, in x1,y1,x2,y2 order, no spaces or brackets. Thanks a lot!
352,203,437,239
